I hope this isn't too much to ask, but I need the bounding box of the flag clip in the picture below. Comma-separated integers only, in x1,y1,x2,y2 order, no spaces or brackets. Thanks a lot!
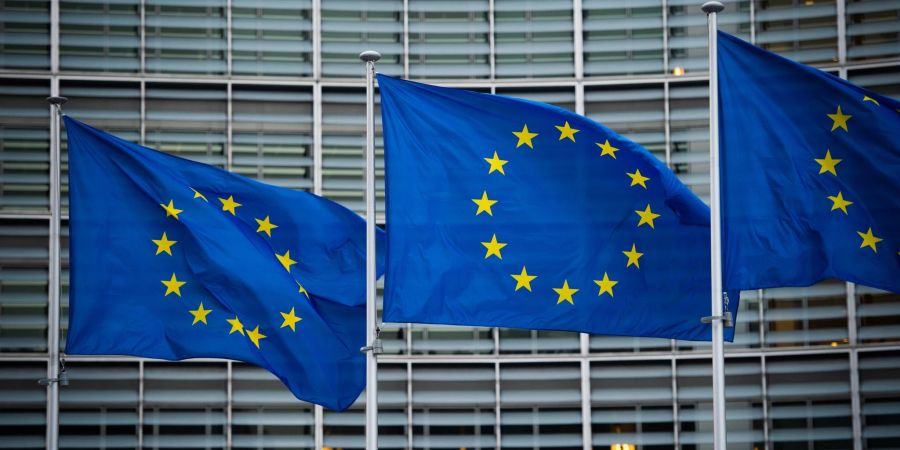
38,355,68,386
700,311,733,327
360,326,384,355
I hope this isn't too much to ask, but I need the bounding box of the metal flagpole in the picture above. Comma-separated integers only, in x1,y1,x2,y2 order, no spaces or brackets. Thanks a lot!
44,95,68,450
701,2,728,449
359,50,382,450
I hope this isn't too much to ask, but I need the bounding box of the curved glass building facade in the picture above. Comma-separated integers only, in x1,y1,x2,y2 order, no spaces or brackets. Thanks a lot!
0,0,899,448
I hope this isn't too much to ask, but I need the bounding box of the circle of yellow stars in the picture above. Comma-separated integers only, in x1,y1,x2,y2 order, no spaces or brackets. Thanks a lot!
816,100,885,254
153,188,310,350
475,120,661,306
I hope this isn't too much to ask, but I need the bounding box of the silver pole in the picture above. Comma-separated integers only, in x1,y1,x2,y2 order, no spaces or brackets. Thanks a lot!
701,2,727,449
46,95,67,450
359,49,382,450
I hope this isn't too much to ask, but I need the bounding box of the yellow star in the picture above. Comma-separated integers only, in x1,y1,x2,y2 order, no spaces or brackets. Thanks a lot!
596,139,619,159
481,234,507,260
635,204,661,229
189,302,212,325
255,216,278,237
511,266,537,292
280,307,302,332
593,272,618,297
472,191,498,216
623,244,644,268
161,273,186,297
857,228,883,253
555,121,580,142
815,150,842,176
219,195,242,216
247,325,266,349
160,200,182,220
513,124,538,149
152,232,177,256
827,105,851,132
827,192,853,215
276,250,297,272
484,151,508,175
553,280,579,305
296,280,310,298
863,95,879,106
627,169,650,189
227,316,245,335
190,187,208,202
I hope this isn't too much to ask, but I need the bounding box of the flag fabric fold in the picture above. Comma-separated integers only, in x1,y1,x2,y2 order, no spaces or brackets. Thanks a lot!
378,74,738,342
718,32,899,293
65,117,384,410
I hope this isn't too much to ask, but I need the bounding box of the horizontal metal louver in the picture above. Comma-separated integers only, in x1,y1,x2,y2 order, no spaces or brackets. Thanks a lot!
756,0,839,64
231,0,313,77
667,0,751,74
494,0,575,78
407,0,491,79
59,0,141,73
144,0,227,75
859,351,900,448
145,83,227,167
582,0,665,76
320,0,404,78
847,0,900,62
0,1,50,70
0,219,48,352
0,362,47,449
763,280,849,347
668,81,710,202
320,88,385,215
0,79,50,212
231,86,313,189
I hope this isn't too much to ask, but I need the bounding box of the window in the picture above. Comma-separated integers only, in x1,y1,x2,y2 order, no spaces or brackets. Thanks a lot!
847,0,900,62
144,0,227,75
145,83,227,167
231,1,313,77
59,362,139,448
321,1,403,78
0,0,50,70
0,219,48,352
766,354,853,449
593,360,674,449
583,0,665,77
231,86,313,189
0,361,47,448
407,0,491,79
764,281,848,348
756,0,839,65
494,0,575,78
59,0,140,73
0,79,50,212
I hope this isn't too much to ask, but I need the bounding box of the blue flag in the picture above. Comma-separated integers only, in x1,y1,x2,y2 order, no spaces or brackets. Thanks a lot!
64,117,384,410
718,32,900,293
378,75,738,341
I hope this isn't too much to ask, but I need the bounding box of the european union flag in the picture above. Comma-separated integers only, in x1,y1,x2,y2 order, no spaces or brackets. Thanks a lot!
64,117,384,410
718,32,900,293
378,75,738,341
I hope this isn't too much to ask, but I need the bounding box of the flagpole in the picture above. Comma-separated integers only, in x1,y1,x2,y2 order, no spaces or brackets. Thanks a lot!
701,2,728,449
359,49,382,450
45,95,68,450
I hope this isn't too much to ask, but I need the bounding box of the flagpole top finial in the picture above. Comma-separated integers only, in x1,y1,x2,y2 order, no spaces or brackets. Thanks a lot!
701,1,725,14
46,96,68,106
359,51,382,63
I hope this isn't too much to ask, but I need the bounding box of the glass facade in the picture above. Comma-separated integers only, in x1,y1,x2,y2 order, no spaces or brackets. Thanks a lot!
1,0,898,448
